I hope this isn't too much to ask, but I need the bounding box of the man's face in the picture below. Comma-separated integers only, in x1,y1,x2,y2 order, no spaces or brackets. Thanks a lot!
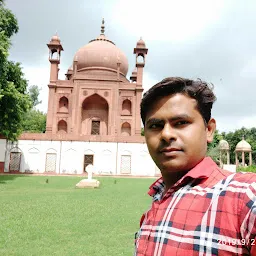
144,93,215,174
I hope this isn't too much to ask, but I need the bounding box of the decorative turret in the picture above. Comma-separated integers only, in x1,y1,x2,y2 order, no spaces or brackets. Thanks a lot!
133,37,148,87
130,68,137,82
235,136,252,166
47,34,64,82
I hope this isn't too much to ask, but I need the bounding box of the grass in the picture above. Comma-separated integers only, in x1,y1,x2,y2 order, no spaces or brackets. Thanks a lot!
0,175,154,256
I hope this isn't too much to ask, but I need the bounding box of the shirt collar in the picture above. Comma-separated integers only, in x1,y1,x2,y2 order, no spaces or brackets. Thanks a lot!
148,157,217,198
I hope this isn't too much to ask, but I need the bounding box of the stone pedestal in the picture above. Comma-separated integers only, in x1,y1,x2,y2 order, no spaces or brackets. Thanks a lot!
75,179,100,188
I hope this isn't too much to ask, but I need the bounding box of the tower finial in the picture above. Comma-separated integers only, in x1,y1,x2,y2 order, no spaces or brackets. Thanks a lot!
101,18,105,35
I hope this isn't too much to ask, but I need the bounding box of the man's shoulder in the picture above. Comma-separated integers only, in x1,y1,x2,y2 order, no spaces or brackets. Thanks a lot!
220,170,256,190
230,171,256,180
232,171,256,186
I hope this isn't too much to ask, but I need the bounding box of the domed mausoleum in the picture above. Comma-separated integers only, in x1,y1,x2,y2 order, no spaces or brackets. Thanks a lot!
1,19,157,176
45,19,148,139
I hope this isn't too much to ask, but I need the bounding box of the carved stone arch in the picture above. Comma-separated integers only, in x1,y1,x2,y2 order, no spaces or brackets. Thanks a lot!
58,119,67,133
64,148,76,154
102,149,112,155
59,96,68,113
46,148,57,154
81,93,109,135
50,48,59,60
84,149,95,155
122,99,132,115
122,150,132,156
10,147,22,153
136,53,144,63
28,147,40,154
121,122,131,136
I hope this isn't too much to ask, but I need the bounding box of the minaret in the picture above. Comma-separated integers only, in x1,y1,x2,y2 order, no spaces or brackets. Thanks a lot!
133,38,148,136
46,34,63,133
47,34,63,82
133,37,148,87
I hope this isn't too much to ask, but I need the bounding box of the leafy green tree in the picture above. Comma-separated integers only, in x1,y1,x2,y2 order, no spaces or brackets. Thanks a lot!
207,146,220,165
28,85,42,108
207,130,223,150
141,127,144,136
22,85,46,133
22,109,46,133
222,127,256,165
0,0,31,141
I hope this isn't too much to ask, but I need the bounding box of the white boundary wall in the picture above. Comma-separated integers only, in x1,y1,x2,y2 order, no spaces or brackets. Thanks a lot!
0,139,6,162
0,139,161,177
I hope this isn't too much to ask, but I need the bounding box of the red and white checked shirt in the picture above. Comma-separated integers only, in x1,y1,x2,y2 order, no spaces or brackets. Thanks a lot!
135,157,256,255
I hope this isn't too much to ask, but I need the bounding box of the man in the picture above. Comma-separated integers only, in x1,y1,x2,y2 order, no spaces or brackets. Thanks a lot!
135,77,256,255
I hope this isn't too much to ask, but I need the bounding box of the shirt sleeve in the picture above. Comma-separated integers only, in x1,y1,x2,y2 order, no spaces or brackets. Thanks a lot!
239,181,256,253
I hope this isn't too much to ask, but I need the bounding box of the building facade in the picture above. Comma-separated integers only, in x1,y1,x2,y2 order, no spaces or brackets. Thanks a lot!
0,20,161,177
46,19,147,140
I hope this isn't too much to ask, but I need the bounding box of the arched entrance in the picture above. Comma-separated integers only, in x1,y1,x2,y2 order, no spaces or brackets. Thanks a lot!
121,122,131,136
81,94,109,135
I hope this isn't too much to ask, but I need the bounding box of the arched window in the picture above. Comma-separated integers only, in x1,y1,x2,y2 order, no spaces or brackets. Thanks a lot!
59,97,68,113
121,99,132,115
50,49,59,60
58,120,67,133
121,122,131,136
136,54,144,64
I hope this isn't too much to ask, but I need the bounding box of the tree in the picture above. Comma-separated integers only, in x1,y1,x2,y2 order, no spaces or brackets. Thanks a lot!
22,109,46,133
22,85,46,133
207,146,220,165
141,127,144,136
28,85,42,108
0,1,31,141
207,130,223,150
221,127,256,165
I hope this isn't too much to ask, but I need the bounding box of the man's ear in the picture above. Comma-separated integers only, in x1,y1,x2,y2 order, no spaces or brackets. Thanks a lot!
206,118,216,143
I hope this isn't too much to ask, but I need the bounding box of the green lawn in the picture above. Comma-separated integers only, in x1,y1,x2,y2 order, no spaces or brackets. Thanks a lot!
0,175,154,256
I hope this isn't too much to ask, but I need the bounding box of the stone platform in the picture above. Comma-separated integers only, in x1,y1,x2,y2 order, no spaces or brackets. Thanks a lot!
75,179,100,188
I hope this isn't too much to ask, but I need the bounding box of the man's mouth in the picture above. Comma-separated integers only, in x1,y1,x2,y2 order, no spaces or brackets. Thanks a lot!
160,147,182,153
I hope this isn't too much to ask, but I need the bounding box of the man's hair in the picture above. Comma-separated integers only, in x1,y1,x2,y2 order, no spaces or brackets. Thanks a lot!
140,77,216,126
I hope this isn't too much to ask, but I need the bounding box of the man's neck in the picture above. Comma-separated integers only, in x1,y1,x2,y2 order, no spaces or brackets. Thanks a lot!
162,170,188,194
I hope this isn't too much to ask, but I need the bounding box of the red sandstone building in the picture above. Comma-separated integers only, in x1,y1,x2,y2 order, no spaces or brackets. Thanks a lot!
0,20,161,176
46,19,147,142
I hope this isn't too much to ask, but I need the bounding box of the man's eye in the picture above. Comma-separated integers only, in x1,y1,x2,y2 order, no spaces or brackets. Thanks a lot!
175,121,189,126
149,123,162,129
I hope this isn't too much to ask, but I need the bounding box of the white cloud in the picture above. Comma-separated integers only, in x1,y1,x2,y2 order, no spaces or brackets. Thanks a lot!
240,59,256,79
23,66,49,113
112,0,225,42
23,65,66,113
216,115,256,133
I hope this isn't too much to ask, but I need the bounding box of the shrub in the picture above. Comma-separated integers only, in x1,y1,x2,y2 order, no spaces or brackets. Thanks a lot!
237,165,256,173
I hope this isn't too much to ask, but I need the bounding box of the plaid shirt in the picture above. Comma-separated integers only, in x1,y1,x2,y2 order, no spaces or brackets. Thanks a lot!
135,157,256,255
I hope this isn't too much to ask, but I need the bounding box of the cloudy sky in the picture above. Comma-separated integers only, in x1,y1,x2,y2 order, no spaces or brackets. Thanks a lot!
5,0,256,132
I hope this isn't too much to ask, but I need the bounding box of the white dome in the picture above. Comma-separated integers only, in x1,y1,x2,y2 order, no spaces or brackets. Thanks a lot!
219,139,229,150
235,138,252,152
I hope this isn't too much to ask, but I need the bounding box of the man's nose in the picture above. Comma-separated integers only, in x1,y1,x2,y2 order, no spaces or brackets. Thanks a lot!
161,124,176,142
